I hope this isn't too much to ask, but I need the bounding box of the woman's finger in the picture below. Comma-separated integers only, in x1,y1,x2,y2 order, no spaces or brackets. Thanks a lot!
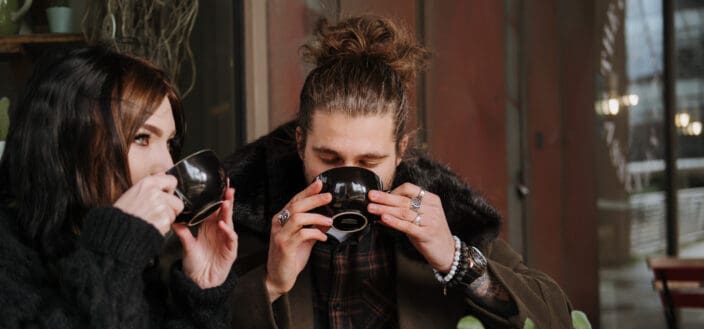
164,193,185,217
149,173,179,194
220,187,235,225
172,222,196,251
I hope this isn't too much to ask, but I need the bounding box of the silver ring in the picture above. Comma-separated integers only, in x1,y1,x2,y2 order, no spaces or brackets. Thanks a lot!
278,209,291,225
413,214,422,226
410,188,425,211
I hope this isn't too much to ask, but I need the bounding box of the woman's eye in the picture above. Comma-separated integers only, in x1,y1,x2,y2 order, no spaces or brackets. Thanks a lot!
134,133,150,146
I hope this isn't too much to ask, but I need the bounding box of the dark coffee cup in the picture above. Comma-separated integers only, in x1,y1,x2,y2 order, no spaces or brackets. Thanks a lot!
166,149,226,226
312,166,383,232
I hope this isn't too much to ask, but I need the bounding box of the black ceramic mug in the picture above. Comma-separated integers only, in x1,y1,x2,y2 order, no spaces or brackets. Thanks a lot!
166,149,226,226
312,166,383,232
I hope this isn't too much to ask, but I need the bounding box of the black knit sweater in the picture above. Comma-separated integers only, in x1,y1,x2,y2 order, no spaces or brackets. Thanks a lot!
0,206,237,329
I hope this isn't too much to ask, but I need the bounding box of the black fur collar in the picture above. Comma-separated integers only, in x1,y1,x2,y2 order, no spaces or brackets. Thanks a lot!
223,122,501,250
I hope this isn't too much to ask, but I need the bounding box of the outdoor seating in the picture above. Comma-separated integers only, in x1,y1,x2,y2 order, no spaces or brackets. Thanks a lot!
647,257,704,329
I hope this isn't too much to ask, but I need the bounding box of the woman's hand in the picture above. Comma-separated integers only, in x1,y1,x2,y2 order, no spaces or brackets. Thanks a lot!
114,173,184,236
173,183,238,289
265,179,333,302
368,183,456,273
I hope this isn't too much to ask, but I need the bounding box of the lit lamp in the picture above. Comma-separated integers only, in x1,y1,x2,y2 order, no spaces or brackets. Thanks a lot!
675,113,690,128
688,121,702,136
595,93,639,116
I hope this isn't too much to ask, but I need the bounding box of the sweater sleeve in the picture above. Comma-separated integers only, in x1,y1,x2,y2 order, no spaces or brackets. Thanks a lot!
0,206,236,329
0,206,163,328
164,260,238,329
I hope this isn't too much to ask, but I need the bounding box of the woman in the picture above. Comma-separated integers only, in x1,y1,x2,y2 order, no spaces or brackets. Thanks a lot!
0,46,238,328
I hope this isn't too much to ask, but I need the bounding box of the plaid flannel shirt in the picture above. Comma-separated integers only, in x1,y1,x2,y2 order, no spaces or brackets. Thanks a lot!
310,225,399,329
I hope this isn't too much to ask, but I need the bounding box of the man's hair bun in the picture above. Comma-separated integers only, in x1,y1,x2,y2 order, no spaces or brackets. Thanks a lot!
301,15,430,86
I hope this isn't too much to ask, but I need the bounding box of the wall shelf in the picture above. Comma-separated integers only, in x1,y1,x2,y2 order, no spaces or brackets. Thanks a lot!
0,34,84,54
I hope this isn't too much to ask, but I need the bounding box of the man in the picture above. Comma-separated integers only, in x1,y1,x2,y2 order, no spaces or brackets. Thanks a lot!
224,15,572,329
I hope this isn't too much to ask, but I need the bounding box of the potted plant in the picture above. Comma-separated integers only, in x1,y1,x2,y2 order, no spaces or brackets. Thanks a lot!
0,97,9,157
46,0,73,33
83,0,199,96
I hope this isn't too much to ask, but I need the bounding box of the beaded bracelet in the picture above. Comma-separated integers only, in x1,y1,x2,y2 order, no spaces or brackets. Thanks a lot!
433,235,461,293
447,242,470,289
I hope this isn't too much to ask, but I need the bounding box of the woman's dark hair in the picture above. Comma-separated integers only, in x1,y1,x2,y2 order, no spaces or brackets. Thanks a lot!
297,15,430,152
0,46,184,256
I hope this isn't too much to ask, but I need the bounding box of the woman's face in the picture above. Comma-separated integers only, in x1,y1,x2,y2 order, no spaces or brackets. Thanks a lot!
298,111,407,190
127,96,177,184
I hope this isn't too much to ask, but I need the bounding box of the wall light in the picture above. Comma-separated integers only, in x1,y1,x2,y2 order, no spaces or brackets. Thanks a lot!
595,93,639,116
608,98,620,115
675,113,691,128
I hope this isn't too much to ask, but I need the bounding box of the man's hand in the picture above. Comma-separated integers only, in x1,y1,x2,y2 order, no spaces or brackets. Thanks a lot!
368,183,456,272
265,179,333,302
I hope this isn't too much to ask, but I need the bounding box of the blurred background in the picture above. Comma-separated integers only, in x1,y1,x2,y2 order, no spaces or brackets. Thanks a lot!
1,0,703,328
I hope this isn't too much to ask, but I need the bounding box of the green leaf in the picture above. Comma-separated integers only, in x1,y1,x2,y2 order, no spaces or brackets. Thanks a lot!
523,318,537,329
0,97,9,141
456,315,486,329
571,311,592,329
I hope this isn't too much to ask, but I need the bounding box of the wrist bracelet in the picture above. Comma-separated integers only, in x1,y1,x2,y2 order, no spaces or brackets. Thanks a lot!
433,235,461,293
447,242,470,288
450,245,488,288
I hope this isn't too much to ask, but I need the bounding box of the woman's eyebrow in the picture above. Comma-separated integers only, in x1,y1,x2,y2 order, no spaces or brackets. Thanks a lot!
141,124,164,137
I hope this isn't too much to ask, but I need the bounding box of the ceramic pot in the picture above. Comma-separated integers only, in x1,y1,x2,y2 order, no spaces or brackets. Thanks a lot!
46,6,73,33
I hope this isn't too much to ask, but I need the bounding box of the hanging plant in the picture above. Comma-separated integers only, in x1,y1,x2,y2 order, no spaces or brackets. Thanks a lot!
82,0,199,96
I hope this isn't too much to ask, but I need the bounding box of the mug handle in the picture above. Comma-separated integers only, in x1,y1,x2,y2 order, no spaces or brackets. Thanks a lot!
11,0,33,22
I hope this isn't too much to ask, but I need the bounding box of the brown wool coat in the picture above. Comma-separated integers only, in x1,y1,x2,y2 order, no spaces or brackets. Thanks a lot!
222,122,573,329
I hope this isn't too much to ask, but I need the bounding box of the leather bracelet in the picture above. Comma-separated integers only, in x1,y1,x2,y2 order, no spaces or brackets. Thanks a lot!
447,243,488,291
463,245,488,283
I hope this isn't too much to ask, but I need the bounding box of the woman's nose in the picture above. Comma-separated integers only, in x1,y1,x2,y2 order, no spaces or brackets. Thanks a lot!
155,145,175,173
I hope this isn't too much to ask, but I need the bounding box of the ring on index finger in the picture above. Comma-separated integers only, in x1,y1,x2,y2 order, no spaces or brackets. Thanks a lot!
413,214,422,226
278,209,291,226
410,188,425,211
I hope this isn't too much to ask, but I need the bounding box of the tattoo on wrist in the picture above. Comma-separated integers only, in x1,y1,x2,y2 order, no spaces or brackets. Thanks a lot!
466,272,518,317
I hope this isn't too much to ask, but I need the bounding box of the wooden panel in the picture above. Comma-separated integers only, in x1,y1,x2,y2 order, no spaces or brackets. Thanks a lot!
339,0,417,27
267,0,317,129
339,0,420,133
523,0,563,282
424,2,509,228
558,0,599,320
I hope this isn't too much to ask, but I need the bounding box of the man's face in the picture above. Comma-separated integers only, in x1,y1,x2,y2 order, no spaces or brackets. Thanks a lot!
298,111,407,190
